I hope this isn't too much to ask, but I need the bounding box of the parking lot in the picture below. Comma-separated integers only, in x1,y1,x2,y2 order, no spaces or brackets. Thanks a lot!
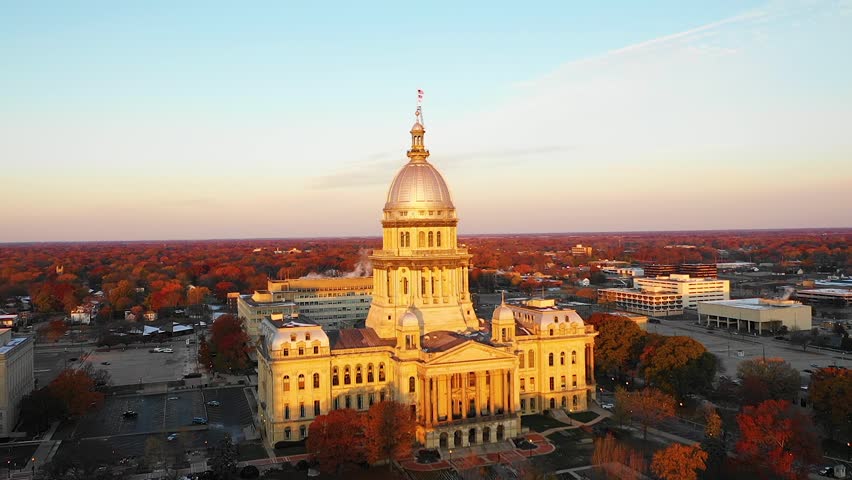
84,338,196,385
53,385,257,465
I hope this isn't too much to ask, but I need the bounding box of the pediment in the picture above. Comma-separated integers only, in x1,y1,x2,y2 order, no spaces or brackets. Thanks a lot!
428,341,516,366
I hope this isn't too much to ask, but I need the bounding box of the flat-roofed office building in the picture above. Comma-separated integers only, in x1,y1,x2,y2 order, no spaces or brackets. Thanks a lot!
698,298,812,334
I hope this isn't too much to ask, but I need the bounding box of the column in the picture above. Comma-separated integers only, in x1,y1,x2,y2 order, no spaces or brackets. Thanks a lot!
461,374,468,418
506,371,512,414
446,374,453,419
488,371,496,415
424,268,432,303
423,377,431,425
437,374,446,420
431,377,439,424
476,371,485,415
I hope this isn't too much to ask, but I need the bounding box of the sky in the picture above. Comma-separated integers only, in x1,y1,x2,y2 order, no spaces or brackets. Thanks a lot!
2,0,851,242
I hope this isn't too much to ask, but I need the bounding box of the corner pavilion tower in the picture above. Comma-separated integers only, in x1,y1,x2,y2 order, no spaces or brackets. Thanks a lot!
365,113,479,338
255,105,597,450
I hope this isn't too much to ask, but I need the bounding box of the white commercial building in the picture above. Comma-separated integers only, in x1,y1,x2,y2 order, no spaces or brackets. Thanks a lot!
0,329,34,436
633,274,729,308
698,298,812,334
795,288,852,306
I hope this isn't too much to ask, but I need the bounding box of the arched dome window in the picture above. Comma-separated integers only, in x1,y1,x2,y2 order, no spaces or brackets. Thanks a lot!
428,231,434,247
298,374,305,390
409,376,416,393
332,367,339,386
418,231,425,248
313,373,320,389
344,366,351,385
283,375,290,392
436,231,442,247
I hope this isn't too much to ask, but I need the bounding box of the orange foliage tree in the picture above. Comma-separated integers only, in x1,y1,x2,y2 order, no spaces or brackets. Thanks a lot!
619,388,675,441
48,369,104,417
307,409,365,474
735,399,822,480
43,319,68,343
650,443,707,480
641,335,715,398
809,367,852,442
587,315,645,376
364,400,415,470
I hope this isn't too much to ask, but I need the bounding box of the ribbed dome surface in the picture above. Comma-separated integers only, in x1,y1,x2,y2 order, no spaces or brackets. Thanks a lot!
384,160,454,211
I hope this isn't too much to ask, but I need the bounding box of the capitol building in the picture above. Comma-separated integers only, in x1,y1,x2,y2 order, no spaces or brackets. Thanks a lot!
256,109,598,450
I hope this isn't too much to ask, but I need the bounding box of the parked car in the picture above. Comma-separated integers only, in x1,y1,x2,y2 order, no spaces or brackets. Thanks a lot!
811,363,819,368
101,361,111,365
648,318,661,324
122,410,138,418
206,400,220,407
818,466,834,477
151,348,163,353
804,369,814,374
167,433,178,441
601,403,614,410
192,417,208,425
162,348,174,353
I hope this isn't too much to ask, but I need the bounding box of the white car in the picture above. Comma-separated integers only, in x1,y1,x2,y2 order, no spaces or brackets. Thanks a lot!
601,403,614,410
162,348,174,353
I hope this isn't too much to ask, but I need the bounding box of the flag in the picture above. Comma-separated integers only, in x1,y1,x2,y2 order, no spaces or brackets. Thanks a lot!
417,89,424,105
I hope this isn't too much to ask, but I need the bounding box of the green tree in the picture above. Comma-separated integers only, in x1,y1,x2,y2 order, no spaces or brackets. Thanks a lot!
736,357,800,406
209,434,238,479
641,336,712,398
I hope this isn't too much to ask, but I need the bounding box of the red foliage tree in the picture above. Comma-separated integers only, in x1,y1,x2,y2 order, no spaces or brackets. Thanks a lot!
48,369,104,417
43,319,68,343
364,401,415,469
307,409,365,474
735,400,822,479
207,314,251,372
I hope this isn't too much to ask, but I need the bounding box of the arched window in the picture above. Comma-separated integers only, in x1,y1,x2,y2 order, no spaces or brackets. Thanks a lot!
400,232,405,247
421,276,426,295
428,231,434,247
344,366,351,385
298,374,305,390
548,353,554,366
409,376,416,393
572,395,579,409
560,352,566,366
283,375,290,392
284,427,291,439
379,363,386,382
571,351,577,365
313,373,320,389
528,350,535,368
332,367,339,386
436,231,442,247
356,365,363,384
418,231,425,247
404,232,410,247
367,364,374,383
549,328,554,336
402,277,409,295
501,328,507,342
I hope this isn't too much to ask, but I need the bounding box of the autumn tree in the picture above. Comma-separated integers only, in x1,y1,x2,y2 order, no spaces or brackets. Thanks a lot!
651,443,707,480
364,400,415,470
736,357,800,406
48,368,104,416
702,404,722,440
307,409,365,474
735,400,822,480
209,434,238,479
619,388,676,441
589,315,645,376
198,335,213,372
809,367,852,442
19,387,67,433
641,336,715,398
700,405,727,479
42,319,68,343
206,314,251,372
591,433,646,480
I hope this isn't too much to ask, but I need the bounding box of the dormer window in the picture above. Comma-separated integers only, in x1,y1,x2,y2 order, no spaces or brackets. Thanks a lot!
290,334,296,342
305,333,311,341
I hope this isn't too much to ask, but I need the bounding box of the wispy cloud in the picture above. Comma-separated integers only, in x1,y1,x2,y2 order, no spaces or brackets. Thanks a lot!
311,145,578,189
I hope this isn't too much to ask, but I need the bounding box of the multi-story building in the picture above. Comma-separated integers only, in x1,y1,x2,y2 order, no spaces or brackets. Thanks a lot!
633,274,729,308
795,288,852,306
571,244,593,256
237,291,299,339
238,277,372,338
643,264,677,277
677,264,718,279
256,110,597,450
597,287,684,317
698,298,812,334
0,329,33,436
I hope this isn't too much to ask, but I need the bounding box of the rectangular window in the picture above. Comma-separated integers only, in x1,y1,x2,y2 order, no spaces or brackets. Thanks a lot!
369,393,375,406
530,377,535,390
300,403,305,418
345,395,351,409
333,397,339,410
298,347,304,356
530,398,536,410
520,399,526,411
314,400,320,416
572,375,577,388
520,378,525,392
561,375,566,389
549,377,555,391
357,395,363,410
313,346,319,354
284,405,290,420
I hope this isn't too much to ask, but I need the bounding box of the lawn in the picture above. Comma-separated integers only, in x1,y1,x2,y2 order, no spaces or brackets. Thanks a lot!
520,414,564,432
238,441,269,461
567,411,599,423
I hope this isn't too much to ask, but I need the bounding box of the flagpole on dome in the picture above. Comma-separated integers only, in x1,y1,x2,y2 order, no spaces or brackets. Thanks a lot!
416,89,424,126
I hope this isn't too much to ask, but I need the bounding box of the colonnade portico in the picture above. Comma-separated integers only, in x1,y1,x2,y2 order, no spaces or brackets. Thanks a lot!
420,368,515,425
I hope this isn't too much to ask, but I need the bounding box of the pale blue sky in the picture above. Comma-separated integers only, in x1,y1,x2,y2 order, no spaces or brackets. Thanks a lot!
2,0,851,241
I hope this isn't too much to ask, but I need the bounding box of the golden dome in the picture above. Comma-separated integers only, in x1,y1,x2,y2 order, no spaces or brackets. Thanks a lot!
385,160,454,211
384,116,455,212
